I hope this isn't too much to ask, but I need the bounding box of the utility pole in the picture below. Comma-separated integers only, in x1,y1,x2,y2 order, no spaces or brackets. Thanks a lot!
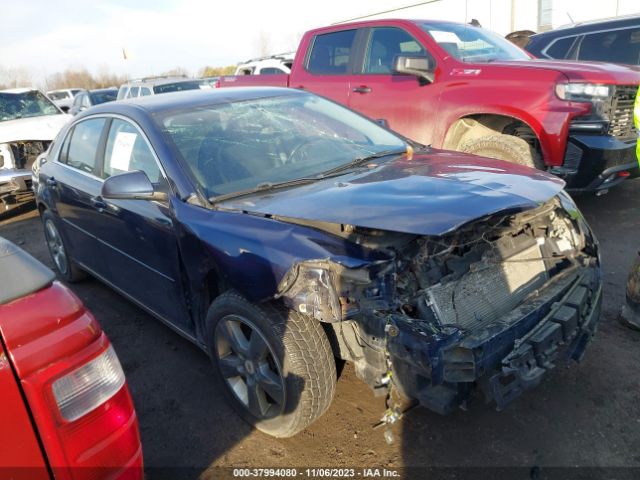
510,0,516,32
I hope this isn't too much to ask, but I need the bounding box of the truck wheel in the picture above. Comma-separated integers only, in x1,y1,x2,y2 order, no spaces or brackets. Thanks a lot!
205,291,336,438
459,134,543,170
42,210,86,282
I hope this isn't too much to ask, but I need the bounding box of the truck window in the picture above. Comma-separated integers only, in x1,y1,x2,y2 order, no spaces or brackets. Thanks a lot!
543,35,577,59
260,67,286,74
307,29,357,74
364,27,426,74
577,28,640,65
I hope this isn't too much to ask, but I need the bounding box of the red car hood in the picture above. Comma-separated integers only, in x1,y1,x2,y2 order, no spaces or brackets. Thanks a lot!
490,59,640,85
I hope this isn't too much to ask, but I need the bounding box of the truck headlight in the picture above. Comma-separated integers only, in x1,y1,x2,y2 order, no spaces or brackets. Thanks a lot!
555,83,611,101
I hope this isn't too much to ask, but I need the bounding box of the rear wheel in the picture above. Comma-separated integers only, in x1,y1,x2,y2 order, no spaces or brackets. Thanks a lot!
206,291,336,438
42,209,85,282
459,134,543,169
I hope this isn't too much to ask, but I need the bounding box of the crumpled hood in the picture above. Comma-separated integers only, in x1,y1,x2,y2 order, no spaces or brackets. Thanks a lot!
0,114,71,144
489,59,640,84
217,150,566,236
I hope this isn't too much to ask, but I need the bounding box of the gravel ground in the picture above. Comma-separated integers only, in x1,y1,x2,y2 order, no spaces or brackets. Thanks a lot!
1,179,639,480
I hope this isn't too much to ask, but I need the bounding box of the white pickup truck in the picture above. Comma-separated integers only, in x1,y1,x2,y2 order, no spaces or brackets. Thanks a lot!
0,88,70,214
234,52,295,75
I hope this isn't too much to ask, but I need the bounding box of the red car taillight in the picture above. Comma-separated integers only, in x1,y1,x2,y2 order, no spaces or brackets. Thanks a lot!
52,345,125,422
0,282,143,480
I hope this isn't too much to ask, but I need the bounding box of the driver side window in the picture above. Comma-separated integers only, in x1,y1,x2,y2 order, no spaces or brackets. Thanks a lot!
103,119,164,184
364,27,426,74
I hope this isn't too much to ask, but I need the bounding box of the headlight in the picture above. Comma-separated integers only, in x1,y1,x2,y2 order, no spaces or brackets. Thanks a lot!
0,143,12,169
278,263,343,322
555,83,612,101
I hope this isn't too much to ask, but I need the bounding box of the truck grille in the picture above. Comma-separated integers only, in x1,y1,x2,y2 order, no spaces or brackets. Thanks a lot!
608,85,637,140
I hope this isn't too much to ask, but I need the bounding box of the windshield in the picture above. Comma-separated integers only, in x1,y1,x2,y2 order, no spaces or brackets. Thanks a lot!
153,80,206,94
0,91,61,122
90,90,117,105
158,93,407,197
420,22,530,63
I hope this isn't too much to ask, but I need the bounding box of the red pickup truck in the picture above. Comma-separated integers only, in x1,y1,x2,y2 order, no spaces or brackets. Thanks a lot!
0,237,142,480
219,19,640,193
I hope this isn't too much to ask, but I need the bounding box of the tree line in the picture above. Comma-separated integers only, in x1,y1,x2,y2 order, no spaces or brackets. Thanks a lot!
0,65,238,91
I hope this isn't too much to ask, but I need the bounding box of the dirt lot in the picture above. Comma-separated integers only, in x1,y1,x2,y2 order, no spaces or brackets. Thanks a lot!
2,181,640,479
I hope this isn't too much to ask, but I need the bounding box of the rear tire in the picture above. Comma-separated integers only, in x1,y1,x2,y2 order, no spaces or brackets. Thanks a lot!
205,291,336,438
459,134,543,170
41,209,86,282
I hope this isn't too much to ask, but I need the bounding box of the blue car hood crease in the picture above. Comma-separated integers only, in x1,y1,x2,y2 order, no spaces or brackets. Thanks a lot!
217,152,565,237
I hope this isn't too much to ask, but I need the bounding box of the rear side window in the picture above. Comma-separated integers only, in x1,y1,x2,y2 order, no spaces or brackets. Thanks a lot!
364,27,426,74
577,28,640,65
63,118,106,176
127,87,140,98
103,119,163,183
543,35,576,59
260,67,286,74
307,29,357,74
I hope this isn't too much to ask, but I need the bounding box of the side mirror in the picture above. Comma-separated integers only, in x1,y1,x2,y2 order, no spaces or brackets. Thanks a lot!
393,55,435,84
101,170,168,202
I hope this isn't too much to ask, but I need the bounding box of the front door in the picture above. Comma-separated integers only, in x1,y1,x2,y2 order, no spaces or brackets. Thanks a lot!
348,26,441,146
95,118,190,331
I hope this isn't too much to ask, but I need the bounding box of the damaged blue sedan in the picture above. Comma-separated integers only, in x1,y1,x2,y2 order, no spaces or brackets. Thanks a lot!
35,88,601,437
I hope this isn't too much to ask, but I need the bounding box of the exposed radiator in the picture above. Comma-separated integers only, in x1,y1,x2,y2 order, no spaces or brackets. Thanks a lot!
426,243,549,331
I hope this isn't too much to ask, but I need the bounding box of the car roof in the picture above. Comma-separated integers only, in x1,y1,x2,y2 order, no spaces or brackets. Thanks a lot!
0,88,40,94
123,76,198,87
531,14,640,39
85,87,305,116
88,87,118,93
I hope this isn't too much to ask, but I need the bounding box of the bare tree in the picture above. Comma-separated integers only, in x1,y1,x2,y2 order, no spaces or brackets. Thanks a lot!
0,66,34,89
199,65,236,77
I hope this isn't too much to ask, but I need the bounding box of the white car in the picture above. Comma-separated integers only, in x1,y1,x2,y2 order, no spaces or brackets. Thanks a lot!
234,52,295,75
46,88,82,112
0,88,71,214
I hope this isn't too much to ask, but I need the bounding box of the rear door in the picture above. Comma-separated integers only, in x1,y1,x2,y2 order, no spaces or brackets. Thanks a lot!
46,117,109,274
95,118,191,331
292,28,357,106
347,26,441,145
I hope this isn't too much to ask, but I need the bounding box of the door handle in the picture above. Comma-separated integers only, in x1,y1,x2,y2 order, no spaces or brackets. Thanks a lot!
45,177,57,187
90,197,107,211
352,86,372,94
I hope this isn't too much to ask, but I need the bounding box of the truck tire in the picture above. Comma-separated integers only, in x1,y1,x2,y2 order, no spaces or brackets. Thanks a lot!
41,209,86,282
459,134,543,170
205,291,336,437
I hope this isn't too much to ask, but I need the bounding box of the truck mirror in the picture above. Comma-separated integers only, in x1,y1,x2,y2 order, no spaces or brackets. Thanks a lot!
393,55,434,84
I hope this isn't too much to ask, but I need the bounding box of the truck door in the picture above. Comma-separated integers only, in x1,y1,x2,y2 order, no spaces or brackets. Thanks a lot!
348,27,441,146
291,28,357,106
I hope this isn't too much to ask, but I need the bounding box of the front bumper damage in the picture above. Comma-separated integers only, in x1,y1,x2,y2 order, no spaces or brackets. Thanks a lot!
385,264,600,413
278,196,601,415
0,169,33,213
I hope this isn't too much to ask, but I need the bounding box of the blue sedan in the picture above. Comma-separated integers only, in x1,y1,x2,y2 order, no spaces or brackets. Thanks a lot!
35,87,602,437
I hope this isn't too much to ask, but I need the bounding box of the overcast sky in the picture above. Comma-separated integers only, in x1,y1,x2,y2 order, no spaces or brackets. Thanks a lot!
0,0,429,81
1,0,638,84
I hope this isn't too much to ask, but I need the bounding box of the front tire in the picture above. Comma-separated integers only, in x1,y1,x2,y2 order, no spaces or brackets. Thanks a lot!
459,134,543,169
41,209,85,282
206,291,336,438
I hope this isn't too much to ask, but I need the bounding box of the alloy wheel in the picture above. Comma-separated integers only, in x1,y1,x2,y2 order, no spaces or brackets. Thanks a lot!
44,219,68,275
215,315,285,419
